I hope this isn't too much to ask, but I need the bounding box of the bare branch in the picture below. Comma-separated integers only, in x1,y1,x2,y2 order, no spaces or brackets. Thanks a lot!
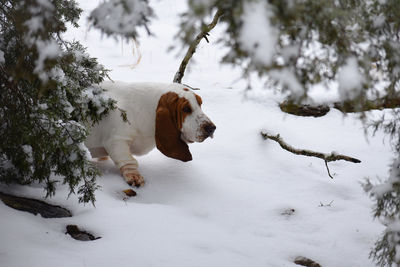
173,9,223,84
260,131,361,178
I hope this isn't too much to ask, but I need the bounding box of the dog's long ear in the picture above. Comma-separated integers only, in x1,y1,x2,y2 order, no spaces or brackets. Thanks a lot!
155,92,192,162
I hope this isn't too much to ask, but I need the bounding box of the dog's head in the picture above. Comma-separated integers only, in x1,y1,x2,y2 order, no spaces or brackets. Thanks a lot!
155,87,216,162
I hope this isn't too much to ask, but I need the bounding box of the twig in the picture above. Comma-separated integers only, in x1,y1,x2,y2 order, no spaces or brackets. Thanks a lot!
118,39,142,69
319,200,334,207
182,83,200,90
260,131,361,178
173,9,223,84
324,160,334,178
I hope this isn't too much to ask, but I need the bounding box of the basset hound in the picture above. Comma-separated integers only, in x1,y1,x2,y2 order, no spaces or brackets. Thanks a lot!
85,81,216,187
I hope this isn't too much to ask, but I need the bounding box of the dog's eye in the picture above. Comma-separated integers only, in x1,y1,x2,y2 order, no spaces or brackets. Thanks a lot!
182,106,192,113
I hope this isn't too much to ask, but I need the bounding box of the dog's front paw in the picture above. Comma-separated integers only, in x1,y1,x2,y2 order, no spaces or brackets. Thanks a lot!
120,164,145,187
125,172,145,187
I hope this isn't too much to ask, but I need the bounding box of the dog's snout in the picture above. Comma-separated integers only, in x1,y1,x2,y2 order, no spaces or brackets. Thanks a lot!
203,123,216,136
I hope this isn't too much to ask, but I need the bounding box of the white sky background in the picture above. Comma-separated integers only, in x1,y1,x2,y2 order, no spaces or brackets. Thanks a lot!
0,1,394,267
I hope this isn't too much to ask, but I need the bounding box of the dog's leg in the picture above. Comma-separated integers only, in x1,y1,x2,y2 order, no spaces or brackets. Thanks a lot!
104,139,145,187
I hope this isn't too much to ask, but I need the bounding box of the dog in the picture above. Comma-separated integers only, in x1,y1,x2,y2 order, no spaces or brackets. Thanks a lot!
85,81,216,186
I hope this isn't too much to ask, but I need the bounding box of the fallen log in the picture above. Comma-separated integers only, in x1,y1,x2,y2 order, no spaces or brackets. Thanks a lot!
280,96,400,117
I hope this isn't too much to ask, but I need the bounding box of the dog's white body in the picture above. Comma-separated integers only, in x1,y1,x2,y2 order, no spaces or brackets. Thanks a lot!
85,81,215,186
86,81,168,164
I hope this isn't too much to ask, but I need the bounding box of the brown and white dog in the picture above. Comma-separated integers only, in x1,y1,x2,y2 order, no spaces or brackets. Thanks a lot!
85,81,216,187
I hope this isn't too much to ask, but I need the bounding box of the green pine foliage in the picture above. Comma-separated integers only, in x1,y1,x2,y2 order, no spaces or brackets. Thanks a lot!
364,113,400,266
182,0,400,106
0,0,116,204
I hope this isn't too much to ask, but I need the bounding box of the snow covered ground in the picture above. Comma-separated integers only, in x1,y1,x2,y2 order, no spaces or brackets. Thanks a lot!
0,1,393,266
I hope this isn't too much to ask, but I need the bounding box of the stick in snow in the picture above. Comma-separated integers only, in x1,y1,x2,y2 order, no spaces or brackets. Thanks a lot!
260,131,361,178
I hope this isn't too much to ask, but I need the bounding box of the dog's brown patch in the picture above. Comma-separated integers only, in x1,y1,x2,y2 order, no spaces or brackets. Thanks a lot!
195,94,202,106
155,92,192,162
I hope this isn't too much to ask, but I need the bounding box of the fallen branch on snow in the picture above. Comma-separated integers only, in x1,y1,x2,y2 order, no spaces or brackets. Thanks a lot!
260,131,361,178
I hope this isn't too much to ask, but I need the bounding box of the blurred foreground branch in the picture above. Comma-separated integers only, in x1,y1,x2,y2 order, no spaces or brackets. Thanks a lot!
280,96,400,117
260,131,361,178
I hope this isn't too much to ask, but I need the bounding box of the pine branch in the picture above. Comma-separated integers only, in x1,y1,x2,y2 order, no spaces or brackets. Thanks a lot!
173,9,223,84
260,131,361,178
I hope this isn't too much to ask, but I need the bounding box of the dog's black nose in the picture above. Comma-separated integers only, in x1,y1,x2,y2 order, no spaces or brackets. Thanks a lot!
203,123,216,136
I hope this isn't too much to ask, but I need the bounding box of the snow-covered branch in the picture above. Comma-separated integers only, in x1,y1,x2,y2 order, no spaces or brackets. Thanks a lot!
89,0,153,39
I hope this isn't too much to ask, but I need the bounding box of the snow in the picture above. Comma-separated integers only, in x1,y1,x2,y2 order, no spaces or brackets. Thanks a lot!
269,68,304,99
0,1,393,267
48,67,66,86
21,0,61,81
24,16,44,36
34,39,61,81
338,57,365,101
21,145,33,164
82,86,109,115
0,50,4,63
239,0,278,66
36,0,54,10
